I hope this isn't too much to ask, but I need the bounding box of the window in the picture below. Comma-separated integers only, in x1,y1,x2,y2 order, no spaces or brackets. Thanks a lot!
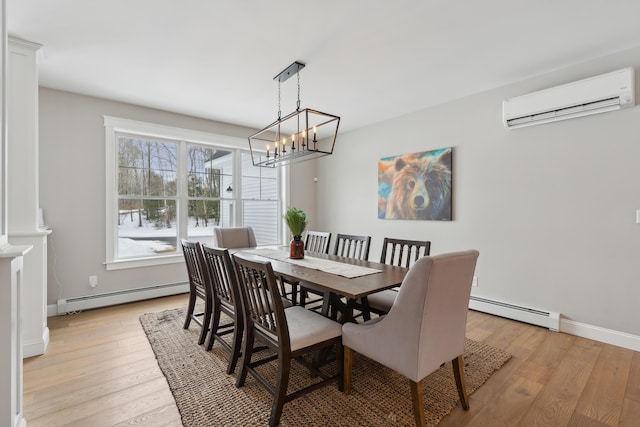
241,152,279,245
105,117,282,270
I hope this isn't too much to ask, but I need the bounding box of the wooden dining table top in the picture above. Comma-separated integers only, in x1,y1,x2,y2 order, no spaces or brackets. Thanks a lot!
232,246,409,300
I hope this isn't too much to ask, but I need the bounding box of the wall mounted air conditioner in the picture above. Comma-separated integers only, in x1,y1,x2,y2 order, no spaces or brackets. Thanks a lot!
503,67,635,129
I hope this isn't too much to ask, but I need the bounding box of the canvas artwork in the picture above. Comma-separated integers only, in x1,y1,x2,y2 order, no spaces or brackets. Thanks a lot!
378,147,452,221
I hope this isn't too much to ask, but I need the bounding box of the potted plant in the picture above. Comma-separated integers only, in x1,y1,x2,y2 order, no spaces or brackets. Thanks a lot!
285,207,308,259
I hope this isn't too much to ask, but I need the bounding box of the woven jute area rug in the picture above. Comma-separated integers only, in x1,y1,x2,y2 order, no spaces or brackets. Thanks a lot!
140,307,511,426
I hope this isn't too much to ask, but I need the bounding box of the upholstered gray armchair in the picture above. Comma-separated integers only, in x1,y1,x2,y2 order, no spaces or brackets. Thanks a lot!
342,250,479,427
213,226,257,249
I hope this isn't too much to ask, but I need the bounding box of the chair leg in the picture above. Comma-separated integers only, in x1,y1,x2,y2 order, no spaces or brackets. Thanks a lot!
359,296,371,321
452,354,469,410
279,277,287,301
336,342,344,392
236,324,254,388
300,287,307,307
280,277,300,305
343,346,353,394
183,288,196,329
320,292,331,317
205,303,221,351
291,282,299,306
198,297,213,345
269,355,291,427
409,380,426,427
327,293,340,321
227,316,243,375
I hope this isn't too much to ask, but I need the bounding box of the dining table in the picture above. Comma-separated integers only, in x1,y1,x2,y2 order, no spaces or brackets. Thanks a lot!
233,246,409,323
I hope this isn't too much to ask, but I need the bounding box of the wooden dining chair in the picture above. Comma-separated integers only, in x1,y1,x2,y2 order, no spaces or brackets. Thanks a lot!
180,239,213,346
343,250,480,427
232,252,343,427
200,245,244,374
364,238,431,316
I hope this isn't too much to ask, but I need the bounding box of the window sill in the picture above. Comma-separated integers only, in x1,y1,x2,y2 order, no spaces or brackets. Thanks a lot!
105,254,184,270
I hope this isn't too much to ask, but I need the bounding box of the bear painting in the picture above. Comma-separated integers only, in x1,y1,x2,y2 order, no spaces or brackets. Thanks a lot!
378,147,452,221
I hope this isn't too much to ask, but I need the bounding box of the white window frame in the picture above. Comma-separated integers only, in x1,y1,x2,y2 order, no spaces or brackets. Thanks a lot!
104,116,284,270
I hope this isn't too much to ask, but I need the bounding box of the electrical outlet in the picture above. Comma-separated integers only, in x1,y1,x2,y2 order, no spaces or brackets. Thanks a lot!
472,276,478,287
89,276,98,288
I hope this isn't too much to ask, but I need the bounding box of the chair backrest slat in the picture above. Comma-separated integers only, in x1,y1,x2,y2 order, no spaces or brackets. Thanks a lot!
201,245,240,308
380,238,431,268
333,233,371,260
181,239,206,293
305,231,332,254
233,253,288,344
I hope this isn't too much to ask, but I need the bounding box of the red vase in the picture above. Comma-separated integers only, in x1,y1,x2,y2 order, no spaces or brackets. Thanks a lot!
290,236,305,259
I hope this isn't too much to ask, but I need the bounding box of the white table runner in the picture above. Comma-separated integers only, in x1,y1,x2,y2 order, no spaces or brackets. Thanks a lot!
242,248,381,279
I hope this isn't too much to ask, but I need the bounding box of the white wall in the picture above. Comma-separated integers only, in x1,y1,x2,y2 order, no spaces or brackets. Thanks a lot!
38,88,258,306
288,160,318,231
316,46,640,337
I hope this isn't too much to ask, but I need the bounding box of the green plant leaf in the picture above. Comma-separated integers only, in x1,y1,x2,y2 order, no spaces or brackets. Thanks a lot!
284,207,308,236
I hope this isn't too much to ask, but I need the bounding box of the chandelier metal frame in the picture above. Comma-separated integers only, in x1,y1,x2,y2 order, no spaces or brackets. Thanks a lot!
248,62,340,168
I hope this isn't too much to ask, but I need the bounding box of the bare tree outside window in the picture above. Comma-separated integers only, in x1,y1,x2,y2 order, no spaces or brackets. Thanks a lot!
117,137,178,258
186,145,233,245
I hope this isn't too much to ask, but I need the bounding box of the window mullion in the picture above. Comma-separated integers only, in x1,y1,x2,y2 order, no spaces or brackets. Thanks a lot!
233,148,242,226
177,140,188,244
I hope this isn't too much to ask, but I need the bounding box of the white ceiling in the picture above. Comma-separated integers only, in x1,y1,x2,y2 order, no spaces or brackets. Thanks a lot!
8,1,640,133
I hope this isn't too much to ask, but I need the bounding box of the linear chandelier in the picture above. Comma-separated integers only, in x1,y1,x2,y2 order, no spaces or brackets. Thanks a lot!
248,62,340,168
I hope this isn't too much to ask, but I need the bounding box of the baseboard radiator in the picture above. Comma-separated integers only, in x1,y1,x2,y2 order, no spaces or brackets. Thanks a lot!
468,296,560,331
56,282,189,315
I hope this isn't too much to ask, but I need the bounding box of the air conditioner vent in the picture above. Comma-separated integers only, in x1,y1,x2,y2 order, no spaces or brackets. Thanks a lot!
504,68,635,129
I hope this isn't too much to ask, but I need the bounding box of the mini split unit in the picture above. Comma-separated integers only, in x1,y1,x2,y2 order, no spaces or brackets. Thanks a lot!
503,67,635,129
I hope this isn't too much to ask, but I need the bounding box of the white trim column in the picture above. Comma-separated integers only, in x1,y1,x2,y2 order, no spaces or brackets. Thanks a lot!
7,36,50,357
0,246,31,427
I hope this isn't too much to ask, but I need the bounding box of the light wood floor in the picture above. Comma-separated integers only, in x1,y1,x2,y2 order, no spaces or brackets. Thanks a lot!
23,294,640,426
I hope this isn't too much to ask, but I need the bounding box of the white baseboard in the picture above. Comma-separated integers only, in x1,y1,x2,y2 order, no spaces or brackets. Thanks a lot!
469,296,640,352
560,319,640,352
47,304,58,317
15,413,27,427
23,327,49,358
51,282,188,316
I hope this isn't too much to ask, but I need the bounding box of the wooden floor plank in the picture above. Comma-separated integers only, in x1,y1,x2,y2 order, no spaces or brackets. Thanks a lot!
26,377,171,427
515,330,576,385
24,334,151,371
63,388,178,427
438,320,550,427
24,363,164,420
618,398,640,427
625,351,640,402
516,337,602,427
112,403,183,427
571,345,633,426
24,344,153,393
